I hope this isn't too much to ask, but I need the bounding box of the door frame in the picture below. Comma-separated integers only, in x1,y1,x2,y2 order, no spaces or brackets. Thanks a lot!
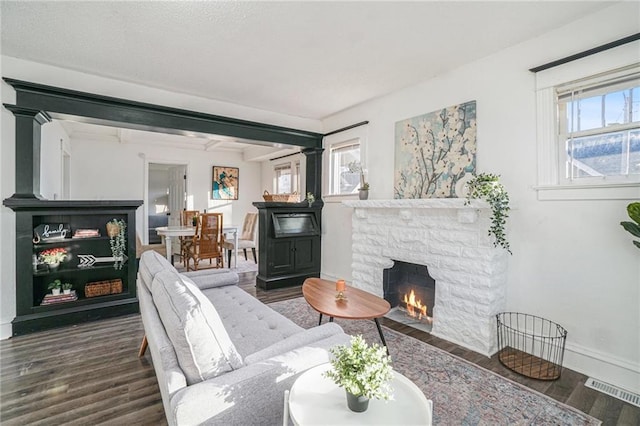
142,157,190,245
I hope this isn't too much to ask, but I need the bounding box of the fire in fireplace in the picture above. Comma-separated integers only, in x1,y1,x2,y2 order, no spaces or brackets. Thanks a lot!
383,261,435,332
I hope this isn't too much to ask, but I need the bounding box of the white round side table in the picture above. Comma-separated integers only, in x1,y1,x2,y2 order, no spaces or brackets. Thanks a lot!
288,363,432,425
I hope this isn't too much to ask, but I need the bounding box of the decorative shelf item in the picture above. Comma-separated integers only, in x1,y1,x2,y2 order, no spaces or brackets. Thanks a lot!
41,290,78,305
85,279,123,298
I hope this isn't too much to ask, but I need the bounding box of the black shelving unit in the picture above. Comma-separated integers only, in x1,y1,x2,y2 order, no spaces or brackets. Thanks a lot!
3,199,142,335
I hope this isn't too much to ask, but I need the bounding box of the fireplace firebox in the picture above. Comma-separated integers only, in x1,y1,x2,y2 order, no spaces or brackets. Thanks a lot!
383,261,435,333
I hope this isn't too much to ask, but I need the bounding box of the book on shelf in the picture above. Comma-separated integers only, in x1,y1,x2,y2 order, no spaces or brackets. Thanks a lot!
40,290,78,305
72,229,100,238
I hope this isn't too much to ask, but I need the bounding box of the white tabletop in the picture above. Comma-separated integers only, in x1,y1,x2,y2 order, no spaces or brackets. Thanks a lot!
155,226,196,237
288,363,432,425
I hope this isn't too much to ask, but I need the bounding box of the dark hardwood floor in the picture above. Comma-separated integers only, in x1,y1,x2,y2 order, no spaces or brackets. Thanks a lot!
1,271,637,425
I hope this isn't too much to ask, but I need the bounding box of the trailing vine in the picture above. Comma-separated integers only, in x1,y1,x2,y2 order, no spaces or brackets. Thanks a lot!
465,173,511,254
107,219,127,269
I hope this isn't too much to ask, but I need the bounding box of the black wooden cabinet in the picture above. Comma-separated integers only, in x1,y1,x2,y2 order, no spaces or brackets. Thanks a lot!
254,202,321,290
3,199,142,335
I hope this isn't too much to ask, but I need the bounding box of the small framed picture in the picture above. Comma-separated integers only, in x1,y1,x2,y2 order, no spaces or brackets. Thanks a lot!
212,166,239,200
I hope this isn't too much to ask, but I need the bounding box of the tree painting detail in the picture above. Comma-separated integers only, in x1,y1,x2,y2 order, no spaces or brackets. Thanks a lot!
394,101,477,198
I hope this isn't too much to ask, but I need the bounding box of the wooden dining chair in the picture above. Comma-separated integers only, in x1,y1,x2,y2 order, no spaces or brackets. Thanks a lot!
185,213,225,271
180,210,199,267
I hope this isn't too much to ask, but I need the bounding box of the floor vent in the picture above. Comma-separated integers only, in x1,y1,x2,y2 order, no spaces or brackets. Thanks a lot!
585,378,640,408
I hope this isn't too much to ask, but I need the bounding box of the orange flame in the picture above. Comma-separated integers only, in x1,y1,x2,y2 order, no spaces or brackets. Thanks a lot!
403,289,427,320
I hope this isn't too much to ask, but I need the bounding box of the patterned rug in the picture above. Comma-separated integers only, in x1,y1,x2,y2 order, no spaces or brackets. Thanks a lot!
268,297,600,426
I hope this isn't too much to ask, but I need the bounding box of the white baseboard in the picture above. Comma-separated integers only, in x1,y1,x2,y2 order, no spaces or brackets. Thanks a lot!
562,342,639,394
1,321,12,340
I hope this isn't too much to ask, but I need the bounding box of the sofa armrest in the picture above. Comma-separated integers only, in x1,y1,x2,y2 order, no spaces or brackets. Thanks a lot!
244,323,344,365
180,269,239,290
170,332,350,426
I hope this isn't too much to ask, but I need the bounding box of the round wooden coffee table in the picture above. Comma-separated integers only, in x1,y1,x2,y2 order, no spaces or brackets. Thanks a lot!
288,363,433,425
302,278,391,352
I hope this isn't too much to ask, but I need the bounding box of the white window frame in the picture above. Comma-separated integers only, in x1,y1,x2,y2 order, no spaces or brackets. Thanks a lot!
322,125,368,199
534,41,640,201
274,162,293,194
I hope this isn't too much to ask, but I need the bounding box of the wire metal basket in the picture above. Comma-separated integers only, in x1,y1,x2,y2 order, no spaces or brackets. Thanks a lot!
496,312,567,380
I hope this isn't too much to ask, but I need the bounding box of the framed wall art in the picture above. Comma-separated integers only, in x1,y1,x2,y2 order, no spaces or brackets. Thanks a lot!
394,101,477,199
212,166,239,200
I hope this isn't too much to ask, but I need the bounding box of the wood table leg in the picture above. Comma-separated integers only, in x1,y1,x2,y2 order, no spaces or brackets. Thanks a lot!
374,318,389,356
138,335,148,357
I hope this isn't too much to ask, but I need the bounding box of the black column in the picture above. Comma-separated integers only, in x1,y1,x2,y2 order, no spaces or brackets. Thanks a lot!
303,147,324,201
4,105,51,199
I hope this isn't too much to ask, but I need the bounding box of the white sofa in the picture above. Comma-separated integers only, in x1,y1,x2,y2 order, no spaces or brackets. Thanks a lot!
137,251,349,425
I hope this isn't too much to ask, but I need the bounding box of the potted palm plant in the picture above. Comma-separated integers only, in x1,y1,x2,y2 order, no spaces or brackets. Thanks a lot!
323,335,393,412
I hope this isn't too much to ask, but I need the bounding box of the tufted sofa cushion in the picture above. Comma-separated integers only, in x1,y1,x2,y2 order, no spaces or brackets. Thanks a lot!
201,285,303,358
152,270,243,385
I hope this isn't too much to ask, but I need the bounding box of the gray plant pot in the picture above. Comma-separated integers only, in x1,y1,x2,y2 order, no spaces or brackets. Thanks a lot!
346,391,369,412
358,189,369,200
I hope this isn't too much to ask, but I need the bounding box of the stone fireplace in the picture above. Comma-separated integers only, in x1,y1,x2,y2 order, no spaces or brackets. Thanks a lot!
343,199,508,356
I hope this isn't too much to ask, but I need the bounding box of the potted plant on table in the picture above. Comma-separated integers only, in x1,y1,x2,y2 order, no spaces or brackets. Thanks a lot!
306,192,315,207
62,282,73,295
323,335,393,412
39,247,67,270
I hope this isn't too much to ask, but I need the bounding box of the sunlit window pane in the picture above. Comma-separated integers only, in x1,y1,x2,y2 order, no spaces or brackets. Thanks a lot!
576,96,602,131
330,143,360,194
566,131,634,178
633,87,640,123
604,90,626,126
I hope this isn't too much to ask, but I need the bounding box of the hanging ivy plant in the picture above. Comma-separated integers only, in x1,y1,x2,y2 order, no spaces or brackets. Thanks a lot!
465,173,512,254
107,218,127,270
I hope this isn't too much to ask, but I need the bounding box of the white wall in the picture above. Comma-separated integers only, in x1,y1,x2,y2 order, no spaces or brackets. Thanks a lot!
0,57,322,340
40,121,70,200
321,3,640,393
69,137,262,237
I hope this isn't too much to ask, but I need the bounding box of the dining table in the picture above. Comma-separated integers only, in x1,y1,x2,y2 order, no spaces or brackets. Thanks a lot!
155,225,239,268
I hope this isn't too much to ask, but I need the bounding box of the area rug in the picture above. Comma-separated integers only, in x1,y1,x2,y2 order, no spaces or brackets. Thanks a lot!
268,297,600,426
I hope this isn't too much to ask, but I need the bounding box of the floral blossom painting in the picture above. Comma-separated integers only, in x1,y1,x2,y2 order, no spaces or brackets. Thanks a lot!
394,101,477,198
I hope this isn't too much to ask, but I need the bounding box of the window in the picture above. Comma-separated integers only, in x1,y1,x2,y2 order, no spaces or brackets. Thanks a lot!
329,140,360,195
274,163,292,194
274,160,301,194
323,125,368,197
557,70,640,182
535,50,640,200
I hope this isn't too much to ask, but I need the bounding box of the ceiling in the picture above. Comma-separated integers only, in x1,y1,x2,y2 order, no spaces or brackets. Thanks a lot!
1,1,614,121
2,1,614,156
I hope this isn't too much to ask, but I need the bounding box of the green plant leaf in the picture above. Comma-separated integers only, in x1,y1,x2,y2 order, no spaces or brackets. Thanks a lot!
620,221,640,238
634,241,640,249
627,202,640,224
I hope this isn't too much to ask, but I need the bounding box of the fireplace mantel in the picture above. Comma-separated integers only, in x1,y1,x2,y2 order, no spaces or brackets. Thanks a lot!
343,198,490,209
343,198,491,224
